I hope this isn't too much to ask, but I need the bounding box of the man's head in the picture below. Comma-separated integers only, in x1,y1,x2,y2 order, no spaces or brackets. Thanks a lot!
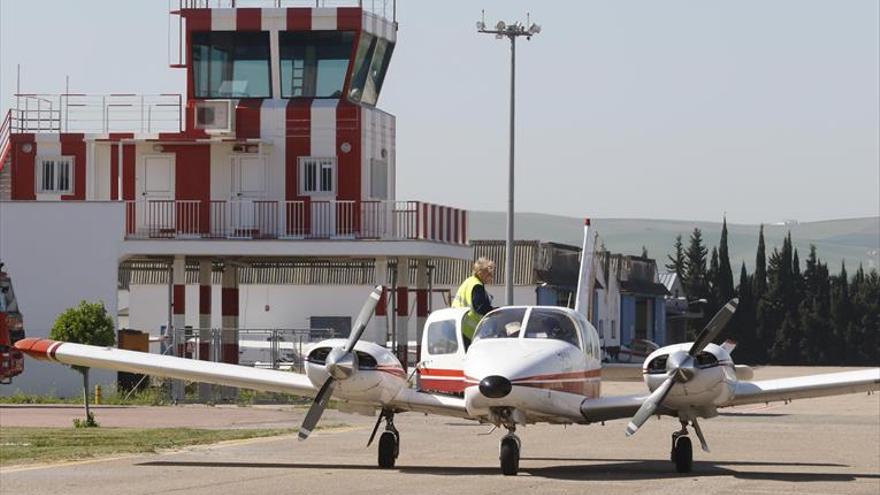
472,257,496,284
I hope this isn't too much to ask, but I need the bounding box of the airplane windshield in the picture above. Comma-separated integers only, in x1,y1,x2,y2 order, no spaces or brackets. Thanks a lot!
473,308,527,341
524,309,580,348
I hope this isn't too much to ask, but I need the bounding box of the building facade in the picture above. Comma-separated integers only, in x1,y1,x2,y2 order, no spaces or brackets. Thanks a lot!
0,1,473,395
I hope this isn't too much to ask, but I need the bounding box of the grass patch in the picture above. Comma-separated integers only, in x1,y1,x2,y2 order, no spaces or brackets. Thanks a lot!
0,388,170,406
0,427,294,467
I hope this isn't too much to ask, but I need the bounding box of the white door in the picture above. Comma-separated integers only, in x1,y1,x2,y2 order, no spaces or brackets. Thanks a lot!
229,155,271,237
136,155,175,236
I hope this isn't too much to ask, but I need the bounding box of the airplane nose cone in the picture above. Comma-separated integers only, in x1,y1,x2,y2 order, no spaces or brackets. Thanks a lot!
479,375,512,399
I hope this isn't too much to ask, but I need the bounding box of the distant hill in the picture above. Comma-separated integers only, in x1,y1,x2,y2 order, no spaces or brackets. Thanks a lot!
468,212,880,274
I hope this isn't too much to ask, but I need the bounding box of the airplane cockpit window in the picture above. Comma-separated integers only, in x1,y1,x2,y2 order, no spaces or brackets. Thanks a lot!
426,320,458,355
524,309,580,349
473,308,527,341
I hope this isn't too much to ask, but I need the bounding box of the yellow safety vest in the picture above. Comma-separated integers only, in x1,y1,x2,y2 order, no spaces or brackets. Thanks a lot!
452,275,484,340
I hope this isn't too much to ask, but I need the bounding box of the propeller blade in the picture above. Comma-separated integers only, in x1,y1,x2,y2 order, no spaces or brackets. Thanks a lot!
625,374,676,437
366,410,385,447
298,377,337,441
688,298,739,356
344,285,383,354
691,418,710,453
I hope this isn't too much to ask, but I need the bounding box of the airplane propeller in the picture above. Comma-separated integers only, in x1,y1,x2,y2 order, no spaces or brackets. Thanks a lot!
624,298,739,440
298,285,383,441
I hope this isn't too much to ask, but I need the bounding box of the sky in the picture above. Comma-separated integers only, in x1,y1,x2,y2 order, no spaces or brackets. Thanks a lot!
1,0,878,224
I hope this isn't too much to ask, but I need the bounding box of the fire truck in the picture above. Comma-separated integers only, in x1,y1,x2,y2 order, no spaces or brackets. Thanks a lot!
0,262,25,384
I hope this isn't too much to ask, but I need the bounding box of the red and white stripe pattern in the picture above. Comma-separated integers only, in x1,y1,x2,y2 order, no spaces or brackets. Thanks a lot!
419,203,468,244
188,7,396,40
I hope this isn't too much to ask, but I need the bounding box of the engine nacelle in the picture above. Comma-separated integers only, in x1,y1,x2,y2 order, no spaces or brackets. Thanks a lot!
305,339,407,404
642,342,738,413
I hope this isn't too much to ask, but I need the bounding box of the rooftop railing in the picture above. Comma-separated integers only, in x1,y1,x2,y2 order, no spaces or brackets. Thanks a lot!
9,94,183,135
176,0,395,21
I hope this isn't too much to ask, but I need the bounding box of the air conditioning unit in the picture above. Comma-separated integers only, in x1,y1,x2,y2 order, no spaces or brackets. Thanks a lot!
194,100,233,133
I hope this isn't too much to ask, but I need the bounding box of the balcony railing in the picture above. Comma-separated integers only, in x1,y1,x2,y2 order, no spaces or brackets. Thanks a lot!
9,94,183,134
125,199,468,245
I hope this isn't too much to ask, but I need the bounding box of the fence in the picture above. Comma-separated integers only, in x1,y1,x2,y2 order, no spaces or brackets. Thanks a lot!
170,327,336,373
125,199,469,244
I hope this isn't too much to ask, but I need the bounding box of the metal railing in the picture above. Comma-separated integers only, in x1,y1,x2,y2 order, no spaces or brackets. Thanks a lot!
171,327,336,372
125,199,469,244
9,94,183,134
176,0,395,20
0,111,12,169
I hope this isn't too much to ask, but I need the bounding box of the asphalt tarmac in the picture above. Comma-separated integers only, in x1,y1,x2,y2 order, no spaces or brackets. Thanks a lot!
1,366,878,495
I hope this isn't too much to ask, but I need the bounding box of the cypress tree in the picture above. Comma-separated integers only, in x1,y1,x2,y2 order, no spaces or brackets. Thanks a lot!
753,225,767,299
733,262,757,362
829,262,850,364
718,217,735,303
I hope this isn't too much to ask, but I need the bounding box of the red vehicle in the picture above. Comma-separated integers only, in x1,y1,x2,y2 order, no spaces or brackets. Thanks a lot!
0,263,25,384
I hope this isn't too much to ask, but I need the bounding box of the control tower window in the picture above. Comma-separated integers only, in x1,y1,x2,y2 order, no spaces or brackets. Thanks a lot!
281,32,355,98
192,32,271,98
348,33,395,106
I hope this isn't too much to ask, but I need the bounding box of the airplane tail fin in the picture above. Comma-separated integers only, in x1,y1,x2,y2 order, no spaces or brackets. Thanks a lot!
574,218,595,319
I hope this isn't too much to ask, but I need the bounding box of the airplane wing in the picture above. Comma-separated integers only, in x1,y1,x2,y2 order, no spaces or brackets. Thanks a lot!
15,338,316,397
724,369,880,407
389,387,469,418
579,394,647,423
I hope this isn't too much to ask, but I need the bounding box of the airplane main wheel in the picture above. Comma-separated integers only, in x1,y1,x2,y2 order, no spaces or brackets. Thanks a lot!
500,436,520,476
672,435,693,473
378,431,398,469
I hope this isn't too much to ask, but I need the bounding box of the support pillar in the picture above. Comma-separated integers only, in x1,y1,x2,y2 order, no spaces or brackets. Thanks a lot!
396,258,410,371
415,259,429,365
171,256,186,402
198,259,213,402
220,263,239,401
373,257,389,345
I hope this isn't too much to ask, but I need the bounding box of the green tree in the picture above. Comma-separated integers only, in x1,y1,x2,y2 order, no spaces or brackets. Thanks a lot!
683,228,709,336
829,262,851,364
666,234,685,280
753,225,767,299
51,301,115,426
717,217,735,303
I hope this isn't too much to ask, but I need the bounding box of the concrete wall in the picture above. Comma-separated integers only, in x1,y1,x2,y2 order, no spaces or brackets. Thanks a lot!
0,201,123,396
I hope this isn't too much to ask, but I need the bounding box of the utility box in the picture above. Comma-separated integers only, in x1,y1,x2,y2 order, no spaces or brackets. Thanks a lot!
117,329,150,392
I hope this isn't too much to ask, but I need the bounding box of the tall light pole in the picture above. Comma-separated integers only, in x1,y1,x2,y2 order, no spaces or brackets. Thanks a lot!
477,15,540,306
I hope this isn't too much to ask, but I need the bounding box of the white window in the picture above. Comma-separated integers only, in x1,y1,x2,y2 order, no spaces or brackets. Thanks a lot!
370,159,388,199
298,157,336,196
36,156,74,195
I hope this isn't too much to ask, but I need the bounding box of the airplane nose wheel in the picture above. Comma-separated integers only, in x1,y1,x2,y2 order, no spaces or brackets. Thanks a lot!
499,427,521,476
670,421,693,473
377,413,400,469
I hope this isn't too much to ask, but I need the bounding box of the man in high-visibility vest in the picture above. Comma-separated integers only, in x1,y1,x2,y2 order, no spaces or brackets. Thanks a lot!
452,257,496,346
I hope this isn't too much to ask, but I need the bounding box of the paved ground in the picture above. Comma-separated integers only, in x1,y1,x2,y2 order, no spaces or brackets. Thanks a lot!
1,367,878,495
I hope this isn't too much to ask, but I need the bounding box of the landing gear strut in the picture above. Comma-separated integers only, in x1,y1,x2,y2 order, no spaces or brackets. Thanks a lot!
377,412,399,469
499,427,521,476
670,420,693,473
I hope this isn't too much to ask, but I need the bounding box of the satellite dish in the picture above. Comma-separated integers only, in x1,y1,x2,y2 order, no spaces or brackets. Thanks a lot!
495,21,506,31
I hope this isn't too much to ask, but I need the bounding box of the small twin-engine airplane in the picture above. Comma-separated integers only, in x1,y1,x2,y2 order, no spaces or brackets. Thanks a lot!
14,222,880,475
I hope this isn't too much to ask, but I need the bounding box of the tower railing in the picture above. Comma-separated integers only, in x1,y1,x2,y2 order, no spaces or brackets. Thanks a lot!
8,94,183,135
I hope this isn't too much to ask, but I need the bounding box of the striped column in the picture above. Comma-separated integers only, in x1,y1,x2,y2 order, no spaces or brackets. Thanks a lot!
396,258,410,371
373,257,389,345
415,259,429,365
171,256,186,403
171,256,187,355
220,263,239,401
198,259,213,402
